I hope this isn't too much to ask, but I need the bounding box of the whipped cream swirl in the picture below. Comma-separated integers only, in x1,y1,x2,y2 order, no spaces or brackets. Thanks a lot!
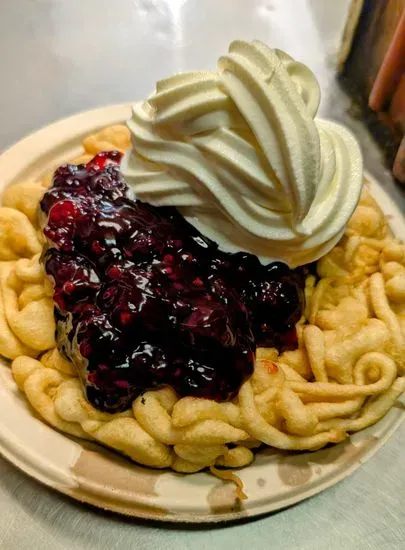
122,40,363,267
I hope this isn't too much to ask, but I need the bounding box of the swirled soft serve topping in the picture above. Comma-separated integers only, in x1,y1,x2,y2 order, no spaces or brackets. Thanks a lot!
122,40,363,267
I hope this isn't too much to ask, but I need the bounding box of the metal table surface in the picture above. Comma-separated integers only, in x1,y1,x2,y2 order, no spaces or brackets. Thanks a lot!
0,1,404,549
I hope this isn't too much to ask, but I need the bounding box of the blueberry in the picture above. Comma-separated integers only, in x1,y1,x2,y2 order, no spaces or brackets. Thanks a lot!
40,151,304,412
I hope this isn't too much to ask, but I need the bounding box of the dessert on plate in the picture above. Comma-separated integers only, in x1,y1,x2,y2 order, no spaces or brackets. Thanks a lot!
1,40,405,491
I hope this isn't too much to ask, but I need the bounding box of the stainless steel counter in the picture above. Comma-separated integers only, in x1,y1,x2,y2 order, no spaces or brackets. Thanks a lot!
0,1,404,548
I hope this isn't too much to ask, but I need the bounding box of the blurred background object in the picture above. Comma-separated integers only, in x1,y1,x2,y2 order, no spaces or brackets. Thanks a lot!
339,0,405,182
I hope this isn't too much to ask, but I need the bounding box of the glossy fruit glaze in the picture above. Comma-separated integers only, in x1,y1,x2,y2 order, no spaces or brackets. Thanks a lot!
40,151,304,412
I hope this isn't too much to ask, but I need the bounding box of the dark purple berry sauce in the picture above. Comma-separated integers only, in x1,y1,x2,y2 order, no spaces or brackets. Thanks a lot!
40,151,304,412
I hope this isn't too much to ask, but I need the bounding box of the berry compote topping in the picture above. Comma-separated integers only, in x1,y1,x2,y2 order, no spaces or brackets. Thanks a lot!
40,151,304,412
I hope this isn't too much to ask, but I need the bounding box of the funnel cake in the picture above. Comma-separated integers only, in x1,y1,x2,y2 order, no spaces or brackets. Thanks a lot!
0,124,402,481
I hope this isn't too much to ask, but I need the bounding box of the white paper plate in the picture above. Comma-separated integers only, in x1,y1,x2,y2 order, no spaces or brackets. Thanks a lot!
0,104,404,523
